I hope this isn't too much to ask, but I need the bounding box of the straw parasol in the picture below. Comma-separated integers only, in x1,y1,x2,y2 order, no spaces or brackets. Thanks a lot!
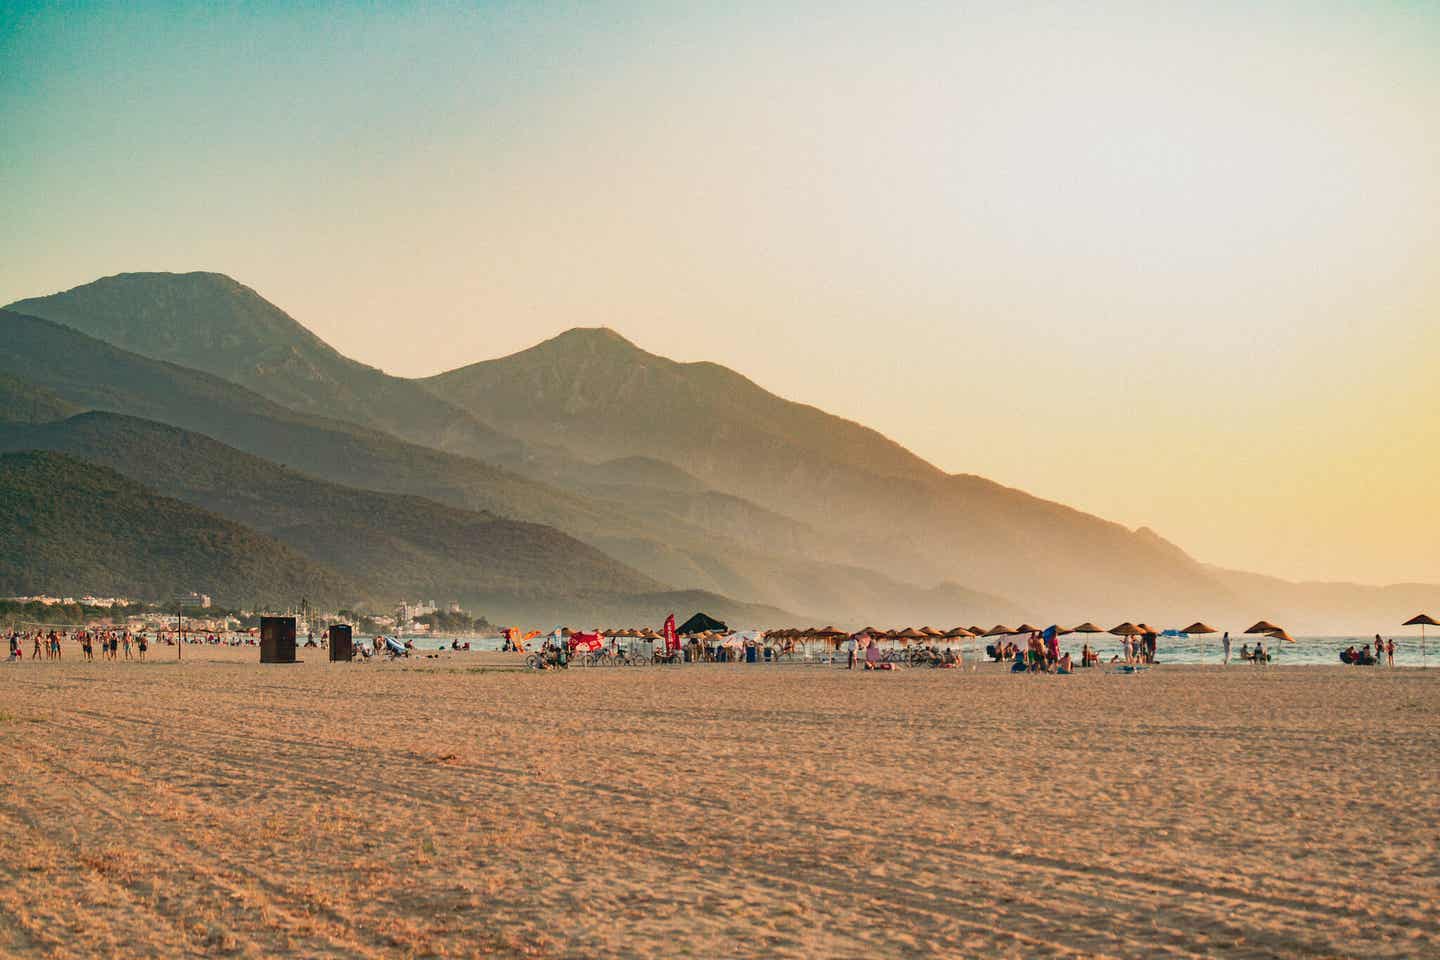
1109,622,1143,636
920,626,944,638
1014,623,1042,634
983,625,1015,637
1245,621,1282,634
1267,628,1296,644
897,627,927,643
1182,621,1220,662
1072,622,1105,635
967,626,987,637
944,627,976,639
1404,613,1438,665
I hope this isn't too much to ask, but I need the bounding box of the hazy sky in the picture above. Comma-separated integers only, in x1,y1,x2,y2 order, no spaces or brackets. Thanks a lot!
4,1,1438,585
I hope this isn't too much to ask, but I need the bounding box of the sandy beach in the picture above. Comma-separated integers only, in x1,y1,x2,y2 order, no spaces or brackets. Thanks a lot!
1,650,1436,959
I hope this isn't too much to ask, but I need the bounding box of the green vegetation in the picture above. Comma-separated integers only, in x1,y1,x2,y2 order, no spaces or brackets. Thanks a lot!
0,451,358,607
0,599,148,627
0,375,84,424
414,610,491,634
0,412,663,603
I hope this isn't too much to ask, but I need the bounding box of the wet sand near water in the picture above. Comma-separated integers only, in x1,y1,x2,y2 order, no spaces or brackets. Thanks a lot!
1,647,1436,958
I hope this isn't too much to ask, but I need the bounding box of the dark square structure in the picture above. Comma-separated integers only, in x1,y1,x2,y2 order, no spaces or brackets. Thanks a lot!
260,616,297,663
328,624,353,662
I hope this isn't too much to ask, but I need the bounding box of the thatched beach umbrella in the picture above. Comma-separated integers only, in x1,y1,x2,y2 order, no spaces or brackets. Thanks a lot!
1072,622,1105,635
1267,628,1296,644
1404,613,1438,665
1245,621,1282,635
983,625,1015,637
1109,622,1143,636
944,627,976,639
898,627,927,644
967,626,987,637
1182,621,1221,662
1014,623,1041,635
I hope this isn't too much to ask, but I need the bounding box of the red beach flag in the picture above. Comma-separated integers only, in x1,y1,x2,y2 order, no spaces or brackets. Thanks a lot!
664,614,678,652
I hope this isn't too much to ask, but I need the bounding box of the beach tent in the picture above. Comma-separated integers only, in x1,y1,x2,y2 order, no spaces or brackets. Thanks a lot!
677,612,728,636
1404,613,1437,665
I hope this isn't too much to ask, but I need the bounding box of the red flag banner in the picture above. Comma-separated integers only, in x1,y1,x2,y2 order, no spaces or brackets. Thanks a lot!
663,614,678,652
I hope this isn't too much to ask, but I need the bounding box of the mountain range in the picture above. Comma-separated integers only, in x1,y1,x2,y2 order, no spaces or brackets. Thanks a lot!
4,271,1435,632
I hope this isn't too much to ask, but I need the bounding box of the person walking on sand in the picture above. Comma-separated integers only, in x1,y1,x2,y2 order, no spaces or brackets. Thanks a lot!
1222,631,1231,666
846,634,857,670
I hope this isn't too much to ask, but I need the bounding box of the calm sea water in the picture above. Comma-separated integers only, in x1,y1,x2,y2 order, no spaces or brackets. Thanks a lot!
391,633,1439,667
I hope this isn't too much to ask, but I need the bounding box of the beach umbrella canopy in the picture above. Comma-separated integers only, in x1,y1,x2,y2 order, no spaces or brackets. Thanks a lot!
967,626,987,636
1267,628,1296,644
1109,622,1143,636
1182,622,1220,635
1046,625,1075,636
1136,623,1160,635
1072,622,1105,634
898,627,927,642
1014,623,1042,634
1405,613,1437,664
944,627,976,639
983,624,1016,637
1245,621,1283,634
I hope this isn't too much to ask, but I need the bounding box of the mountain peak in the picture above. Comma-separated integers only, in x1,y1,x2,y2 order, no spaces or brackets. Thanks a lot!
543,326,642,353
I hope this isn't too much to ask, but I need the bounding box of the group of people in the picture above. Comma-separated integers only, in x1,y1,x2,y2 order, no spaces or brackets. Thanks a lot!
987,632,1105,674
6,627,149,662
1341,635,1394,667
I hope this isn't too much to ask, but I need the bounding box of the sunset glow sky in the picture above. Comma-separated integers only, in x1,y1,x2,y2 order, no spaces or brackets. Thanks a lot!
4,1,1438,585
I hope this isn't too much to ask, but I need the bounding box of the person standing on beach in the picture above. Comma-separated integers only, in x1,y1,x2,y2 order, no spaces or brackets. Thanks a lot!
1222,631,1231,665
1385,637,1394,667
846,634,857,670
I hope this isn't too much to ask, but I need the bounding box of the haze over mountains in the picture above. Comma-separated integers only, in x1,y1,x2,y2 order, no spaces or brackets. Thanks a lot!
5,271,1436,632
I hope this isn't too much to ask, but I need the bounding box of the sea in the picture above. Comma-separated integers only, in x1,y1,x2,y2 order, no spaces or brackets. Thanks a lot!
390,633,1438,667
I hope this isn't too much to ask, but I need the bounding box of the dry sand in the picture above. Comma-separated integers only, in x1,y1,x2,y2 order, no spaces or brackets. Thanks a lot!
1,648,1436,959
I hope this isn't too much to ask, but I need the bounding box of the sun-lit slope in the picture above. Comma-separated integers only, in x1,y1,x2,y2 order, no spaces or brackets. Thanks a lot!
7,272,522,464
0,310,629,535
425,327,1234,616
0,306,1021,623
